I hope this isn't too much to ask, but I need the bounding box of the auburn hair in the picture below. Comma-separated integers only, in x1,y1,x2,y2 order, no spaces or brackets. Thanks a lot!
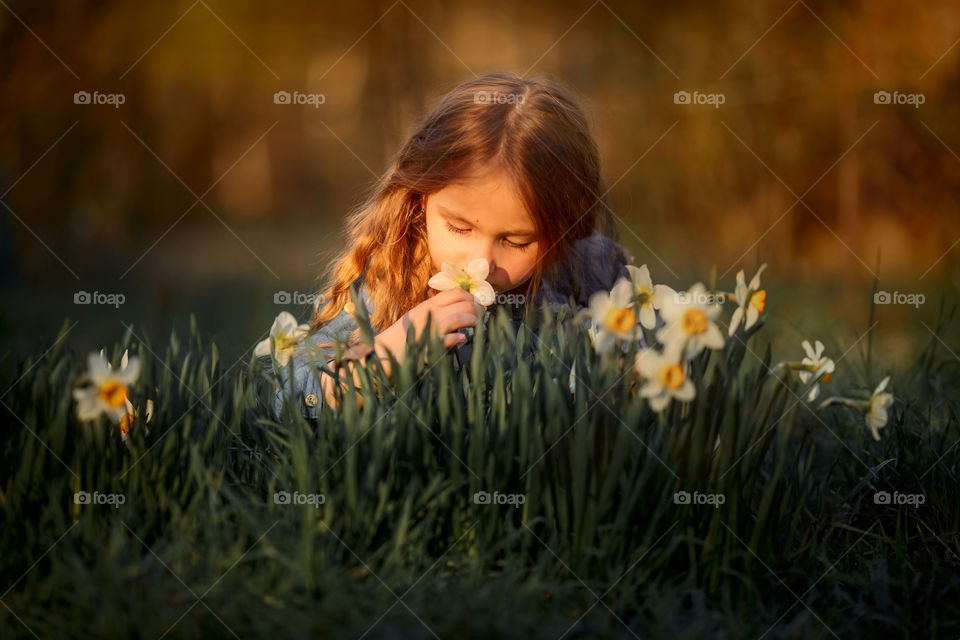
311,71,611,334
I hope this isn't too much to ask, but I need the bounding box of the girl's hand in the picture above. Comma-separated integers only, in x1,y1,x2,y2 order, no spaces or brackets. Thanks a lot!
373,288,484,365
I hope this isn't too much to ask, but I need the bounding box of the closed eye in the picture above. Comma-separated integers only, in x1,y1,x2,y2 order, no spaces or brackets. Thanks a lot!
504,238,532,251
445,221,470,235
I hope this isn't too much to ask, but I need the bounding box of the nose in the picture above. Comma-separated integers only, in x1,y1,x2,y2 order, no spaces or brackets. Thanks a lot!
462,238,496,283
473,238,496,278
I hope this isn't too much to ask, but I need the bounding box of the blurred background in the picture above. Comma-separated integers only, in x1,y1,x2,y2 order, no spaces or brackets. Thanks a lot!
1,0,959,372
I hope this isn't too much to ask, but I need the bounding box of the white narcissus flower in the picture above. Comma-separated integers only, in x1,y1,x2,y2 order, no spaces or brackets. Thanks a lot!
797,339,835,401
865,376,894,440
625,264,664,330
427,258,496,306
634,346,696,412
655,283,725,357
729,264,767,336
254,311,311,367
73,350,141,423
587,278,640,352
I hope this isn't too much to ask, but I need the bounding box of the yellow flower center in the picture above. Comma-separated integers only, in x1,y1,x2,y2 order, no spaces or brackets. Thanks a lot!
604,306,636,333
658,363,685,390
454,276,474,291
275,334,298,350
682,309,708,335
749,289,766,313
636,286,653,305
99,381,129,408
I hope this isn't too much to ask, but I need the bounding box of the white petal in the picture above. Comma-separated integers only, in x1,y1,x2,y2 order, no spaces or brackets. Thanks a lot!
639,380,663,398
806,384,820,402
272,311,298,337
73,387,104,421
874,376,890,395
120,349,129,371
729,307,744,336
115,357,140,384
275,348,293,367
639,304,657,330
749,264,767,291
88,352,112,383
254,339,271,357
471,281,495,306
464,258,489,282
801,340,815,360
634,349,657,378
441,262,467,280
649,393,670,412
735,269,746,290
701,323,725,350
734,281,748,307
672,379,696,402
610,278,634,306
428,272,457,291
626,264,652,289
745,306,759,329
588,290,612,318
652,284,676,311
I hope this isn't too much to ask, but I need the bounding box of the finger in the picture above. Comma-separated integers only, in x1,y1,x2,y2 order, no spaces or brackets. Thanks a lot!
442,332,467,349
443,300,482,317
434,287,474,305
438,312,478,334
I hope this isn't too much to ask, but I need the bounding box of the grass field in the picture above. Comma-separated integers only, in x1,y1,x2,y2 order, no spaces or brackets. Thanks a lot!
1,296,959,639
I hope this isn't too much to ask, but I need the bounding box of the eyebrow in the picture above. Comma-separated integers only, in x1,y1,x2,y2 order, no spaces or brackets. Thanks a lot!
438,206,536,238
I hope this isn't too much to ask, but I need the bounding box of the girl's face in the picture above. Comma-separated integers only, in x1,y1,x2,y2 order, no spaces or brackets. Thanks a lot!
424,165,540,293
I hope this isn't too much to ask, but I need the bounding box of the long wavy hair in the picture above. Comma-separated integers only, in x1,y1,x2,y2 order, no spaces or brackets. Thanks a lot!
311,71,611,335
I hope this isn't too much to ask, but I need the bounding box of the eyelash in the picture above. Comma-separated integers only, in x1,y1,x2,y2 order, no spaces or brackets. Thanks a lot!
444,221,533,251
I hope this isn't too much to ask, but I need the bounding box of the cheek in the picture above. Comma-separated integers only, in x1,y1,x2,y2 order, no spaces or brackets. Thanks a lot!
496,249,539,286
425,222,452,269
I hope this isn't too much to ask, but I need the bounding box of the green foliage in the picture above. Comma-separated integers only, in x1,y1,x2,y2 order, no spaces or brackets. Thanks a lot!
1,310,958,639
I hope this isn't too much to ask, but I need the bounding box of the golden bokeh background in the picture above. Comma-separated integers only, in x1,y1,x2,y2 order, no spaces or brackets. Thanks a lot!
2,0,958,364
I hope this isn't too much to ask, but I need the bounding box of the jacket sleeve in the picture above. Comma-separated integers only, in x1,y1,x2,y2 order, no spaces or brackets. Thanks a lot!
271,297,363,421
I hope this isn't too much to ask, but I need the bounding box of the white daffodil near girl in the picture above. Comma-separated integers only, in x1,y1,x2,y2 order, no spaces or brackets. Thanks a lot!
254,311,311,367
253,253,893,439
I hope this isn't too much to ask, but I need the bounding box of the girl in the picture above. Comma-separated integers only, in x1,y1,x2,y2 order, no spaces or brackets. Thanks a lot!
272,72,631,418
